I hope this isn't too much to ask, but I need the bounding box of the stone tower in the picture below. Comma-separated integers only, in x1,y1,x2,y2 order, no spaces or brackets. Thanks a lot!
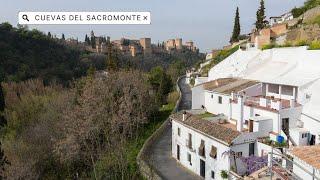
140,38,152,56
175,38,183,50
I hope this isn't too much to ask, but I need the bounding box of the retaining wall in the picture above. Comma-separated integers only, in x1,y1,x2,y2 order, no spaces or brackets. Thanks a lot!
136,76,184,180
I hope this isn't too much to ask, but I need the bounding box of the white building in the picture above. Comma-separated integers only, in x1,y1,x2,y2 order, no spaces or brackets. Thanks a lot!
186,46,320,179
192,77,303,146
171,112,256,179
270,12,294,26
205,46,320,145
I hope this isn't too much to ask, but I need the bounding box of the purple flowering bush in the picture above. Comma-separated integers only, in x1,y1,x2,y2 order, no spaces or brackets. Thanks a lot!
240,156,268,175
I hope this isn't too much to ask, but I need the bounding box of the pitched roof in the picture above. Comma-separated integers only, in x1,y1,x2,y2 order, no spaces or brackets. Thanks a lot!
170,112,241,145
203,78,259,94
289,145,320,170
202,78,238,90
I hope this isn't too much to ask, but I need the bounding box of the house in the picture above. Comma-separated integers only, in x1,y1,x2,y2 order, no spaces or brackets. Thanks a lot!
192,77,303,145
288,145,320,179
270,12,294,27
189,46,320,178
171,112,256,179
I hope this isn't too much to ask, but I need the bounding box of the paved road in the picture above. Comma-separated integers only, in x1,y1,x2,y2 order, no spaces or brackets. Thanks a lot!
149,77,201,180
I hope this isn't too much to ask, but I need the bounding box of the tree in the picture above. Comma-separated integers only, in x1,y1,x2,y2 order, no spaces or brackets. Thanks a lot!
148,66,172,105
230,7,241,43
0,83,4,112
255,0,268,30
0,141,9,179
47,32,52,38
62,33,65,41
106,44,117,70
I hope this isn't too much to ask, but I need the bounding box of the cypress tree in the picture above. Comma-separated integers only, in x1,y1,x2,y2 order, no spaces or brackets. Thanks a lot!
230,7,241,43
62,33,65,41
47,32,52,38
255,0,268,30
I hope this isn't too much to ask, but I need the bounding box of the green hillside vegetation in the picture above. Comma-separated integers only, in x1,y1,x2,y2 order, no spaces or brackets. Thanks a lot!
201,45,239,76
292,0,320,18
0,23,85,84
262,40,320,50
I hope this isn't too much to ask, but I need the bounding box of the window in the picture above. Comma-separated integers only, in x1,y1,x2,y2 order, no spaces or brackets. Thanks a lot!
302,133,309,138
211,171,215,179
177,127,180,136
188,133,192,149
199,140,205,157
187,153,192,165
218,96,222,104
210,145,217,159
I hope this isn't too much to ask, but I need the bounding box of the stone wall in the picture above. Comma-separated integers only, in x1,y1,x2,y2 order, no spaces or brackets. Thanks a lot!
287,24,320,42
136,76,184,180
302,6,320,24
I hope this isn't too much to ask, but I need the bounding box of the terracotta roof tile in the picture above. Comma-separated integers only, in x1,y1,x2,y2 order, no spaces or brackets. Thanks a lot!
170,112,241,145
289,145,320,170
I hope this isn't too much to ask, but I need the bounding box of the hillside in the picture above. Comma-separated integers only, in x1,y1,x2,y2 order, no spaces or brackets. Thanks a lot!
0,23,86,84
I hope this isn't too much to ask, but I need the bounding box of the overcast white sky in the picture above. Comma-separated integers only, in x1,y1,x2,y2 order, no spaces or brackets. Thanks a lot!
1,0,305,52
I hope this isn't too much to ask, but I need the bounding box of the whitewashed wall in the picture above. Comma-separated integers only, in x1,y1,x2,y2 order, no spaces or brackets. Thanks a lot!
192,85,205,109
172,120,231,180
204,92,230,117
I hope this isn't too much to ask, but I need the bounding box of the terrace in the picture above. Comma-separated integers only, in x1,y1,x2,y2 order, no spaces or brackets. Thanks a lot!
243,95,301,112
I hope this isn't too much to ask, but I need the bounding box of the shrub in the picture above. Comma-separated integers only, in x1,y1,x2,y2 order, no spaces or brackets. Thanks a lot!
295,39,308,46
190,77,195,87
220,170,228,179
262,44,276,50
167,91,179,104
309,40,320,50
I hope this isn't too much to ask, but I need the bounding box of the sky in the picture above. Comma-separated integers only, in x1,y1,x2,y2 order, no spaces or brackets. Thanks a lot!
1,0,305,52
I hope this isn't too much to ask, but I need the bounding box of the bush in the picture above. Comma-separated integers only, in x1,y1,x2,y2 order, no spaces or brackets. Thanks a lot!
167,91,179,104
291,7,305,18
262,44,276,50
220,170,228,179
309,40,320,50
295,39,308,46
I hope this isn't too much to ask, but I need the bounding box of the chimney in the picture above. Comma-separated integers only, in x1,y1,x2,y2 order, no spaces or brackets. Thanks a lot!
183,111,187,121
237,95,244,132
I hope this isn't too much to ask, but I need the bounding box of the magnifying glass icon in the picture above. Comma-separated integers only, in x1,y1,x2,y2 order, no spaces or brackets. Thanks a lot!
22,14,29,22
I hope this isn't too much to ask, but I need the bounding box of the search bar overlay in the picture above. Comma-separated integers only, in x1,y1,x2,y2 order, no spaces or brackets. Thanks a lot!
18,12,151,25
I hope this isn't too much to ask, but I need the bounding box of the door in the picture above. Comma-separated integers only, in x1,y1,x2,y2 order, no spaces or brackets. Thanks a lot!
282,118,289,135
310,135,316,145
248,120,254,132
177,145,180,161
200,159,205,178
249,143,255,156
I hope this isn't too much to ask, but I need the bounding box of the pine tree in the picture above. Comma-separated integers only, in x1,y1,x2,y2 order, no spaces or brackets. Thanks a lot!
230,7,241,43
47,32,52,38
62,33,65,41
255,0,268,30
